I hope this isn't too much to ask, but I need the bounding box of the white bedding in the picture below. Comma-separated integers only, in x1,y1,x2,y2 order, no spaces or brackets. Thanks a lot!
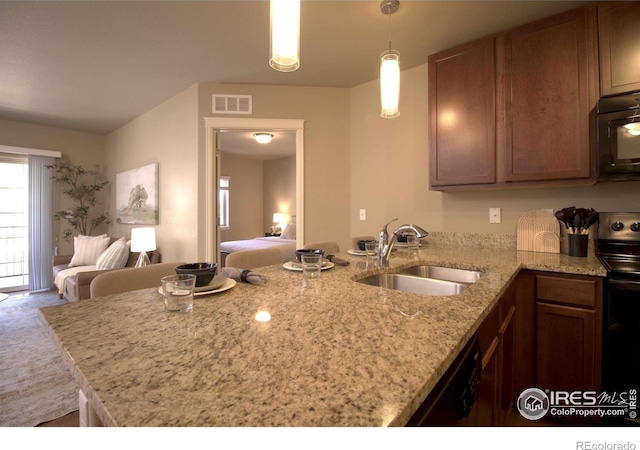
220,237,297,262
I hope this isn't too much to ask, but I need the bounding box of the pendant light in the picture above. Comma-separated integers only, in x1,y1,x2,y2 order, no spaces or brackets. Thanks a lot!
380,0,400,119
269,0,300,72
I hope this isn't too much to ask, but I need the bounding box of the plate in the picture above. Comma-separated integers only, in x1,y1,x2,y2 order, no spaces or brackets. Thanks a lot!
283,260,335,271
195,275,227,293
158,278,236,296
347,248,371,256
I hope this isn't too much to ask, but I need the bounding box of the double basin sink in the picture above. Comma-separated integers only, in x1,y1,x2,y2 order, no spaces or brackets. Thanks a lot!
356,265,483,296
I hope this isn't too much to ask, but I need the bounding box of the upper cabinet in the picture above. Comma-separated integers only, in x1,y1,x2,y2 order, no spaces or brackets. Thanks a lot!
503,6,597,183
429,37,496,187
598,1,640,96
429,5,598,190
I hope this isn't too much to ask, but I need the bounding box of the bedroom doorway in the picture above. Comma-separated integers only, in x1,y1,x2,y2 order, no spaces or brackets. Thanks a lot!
203,118,305,263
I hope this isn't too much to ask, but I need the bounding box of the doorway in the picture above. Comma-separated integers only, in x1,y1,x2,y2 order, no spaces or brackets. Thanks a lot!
203,118,305,262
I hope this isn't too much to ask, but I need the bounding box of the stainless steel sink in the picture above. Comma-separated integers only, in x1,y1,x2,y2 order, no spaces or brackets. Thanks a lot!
398,265,483,284
356,273,468,296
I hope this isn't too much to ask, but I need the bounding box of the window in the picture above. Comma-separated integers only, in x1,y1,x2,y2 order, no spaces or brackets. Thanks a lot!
219,176,230,230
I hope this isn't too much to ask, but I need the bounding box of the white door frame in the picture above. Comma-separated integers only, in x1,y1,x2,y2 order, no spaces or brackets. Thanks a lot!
203,117,305,262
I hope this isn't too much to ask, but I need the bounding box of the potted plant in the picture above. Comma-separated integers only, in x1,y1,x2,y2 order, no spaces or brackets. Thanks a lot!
47,160,111,242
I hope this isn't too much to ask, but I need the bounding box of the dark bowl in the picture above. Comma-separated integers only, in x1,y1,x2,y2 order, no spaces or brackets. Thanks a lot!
357,239,377,251
175,262,218,287
295,248,325,263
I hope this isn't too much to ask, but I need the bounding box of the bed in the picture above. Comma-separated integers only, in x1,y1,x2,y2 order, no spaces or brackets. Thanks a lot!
220,221,297,264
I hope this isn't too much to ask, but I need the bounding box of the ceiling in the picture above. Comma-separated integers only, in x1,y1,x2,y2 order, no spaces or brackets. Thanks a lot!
0,0,593,140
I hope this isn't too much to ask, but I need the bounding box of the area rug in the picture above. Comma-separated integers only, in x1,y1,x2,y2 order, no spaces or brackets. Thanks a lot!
0,290,79,426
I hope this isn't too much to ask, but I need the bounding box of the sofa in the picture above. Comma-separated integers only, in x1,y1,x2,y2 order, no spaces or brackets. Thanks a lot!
53,235,161,302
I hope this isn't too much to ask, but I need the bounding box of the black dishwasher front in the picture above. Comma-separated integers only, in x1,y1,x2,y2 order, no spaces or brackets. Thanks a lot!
406,336,481,426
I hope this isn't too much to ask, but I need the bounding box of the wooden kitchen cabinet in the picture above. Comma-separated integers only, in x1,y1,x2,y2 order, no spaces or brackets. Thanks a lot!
598,1,640,96
503,6,598,183
428,4,598,190
466,281,516,425
515,270,603,424
535,274,602,394
428,37,496,187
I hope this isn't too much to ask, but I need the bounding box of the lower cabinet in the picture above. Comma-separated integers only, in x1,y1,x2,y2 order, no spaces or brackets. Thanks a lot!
515,270,603,425
466,281,516,425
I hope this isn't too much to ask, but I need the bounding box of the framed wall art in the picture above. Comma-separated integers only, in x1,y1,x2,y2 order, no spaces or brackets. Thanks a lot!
116,163,158,225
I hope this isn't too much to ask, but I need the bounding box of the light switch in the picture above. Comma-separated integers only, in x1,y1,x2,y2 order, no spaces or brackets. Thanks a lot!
359,209,366,221
489,208,501,224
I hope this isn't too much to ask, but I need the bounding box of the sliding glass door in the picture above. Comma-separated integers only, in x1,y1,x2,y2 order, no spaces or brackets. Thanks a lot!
0,154,29,292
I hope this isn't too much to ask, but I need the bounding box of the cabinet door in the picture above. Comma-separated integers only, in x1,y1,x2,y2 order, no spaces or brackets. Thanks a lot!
598,2,640,96
503,6,596,182
535,302,597,392
497,305,516,426
429,37,496,187
466,336,498,426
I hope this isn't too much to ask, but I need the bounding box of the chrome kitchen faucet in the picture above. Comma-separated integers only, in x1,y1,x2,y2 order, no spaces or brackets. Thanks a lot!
378,218,429,267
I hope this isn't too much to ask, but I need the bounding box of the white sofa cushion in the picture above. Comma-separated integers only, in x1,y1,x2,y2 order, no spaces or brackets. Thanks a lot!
96,237,129,270
69,234,110,267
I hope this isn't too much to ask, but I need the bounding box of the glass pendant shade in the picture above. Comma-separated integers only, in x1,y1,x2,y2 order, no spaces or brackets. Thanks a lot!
269,0,300,72
380,49,400,118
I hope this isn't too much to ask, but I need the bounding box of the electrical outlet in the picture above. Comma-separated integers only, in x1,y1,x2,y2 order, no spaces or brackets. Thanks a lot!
359,209,366,221
489,208,501,224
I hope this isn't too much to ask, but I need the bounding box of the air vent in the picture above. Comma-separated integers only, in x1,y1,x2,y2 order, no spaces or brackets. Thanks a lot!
212,94,252,115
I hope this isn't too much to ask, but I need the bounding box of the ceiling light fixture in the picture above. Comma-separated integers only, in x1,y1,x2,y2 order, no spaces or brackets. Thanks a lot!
380,0,400,119
254,133,274,144
269,0,300,72
624,123,640,136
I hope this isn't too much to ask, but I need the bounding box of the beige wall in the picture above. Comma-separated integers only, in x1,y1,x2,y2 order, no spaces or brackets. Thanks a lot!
104,84,199,263
350,63,640,241
219,154,264,241
197,83,351,251
263,155,296,230
0,119,105,255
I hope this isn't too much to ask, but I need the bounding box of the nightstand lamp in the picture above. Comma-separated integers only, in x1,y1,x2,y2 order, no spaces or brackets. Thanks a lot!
131,227,156,267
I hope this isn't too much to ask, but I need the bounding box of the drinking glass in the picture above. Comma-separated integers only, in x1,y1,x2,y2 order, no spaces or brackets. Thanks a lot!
301,253,322,279
161,274,196,312
365,240,377,269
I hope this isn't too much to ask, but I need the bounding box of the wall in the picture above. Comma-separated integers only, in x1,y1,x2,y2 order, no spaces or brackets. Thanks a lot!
219,153,264,241
197,83,351,252
104,84,199,263
350,63,640,241
0,119,105,255
263,155,296,231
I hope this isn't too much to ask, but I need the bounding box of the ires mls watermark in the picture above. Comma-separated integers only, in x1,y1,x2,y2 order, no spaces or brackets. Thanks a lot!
516,387,637,421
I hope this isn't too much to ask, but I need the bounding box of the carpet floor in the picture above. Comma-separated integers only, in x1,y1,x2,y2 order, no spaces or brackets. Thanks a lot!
0,290,79,426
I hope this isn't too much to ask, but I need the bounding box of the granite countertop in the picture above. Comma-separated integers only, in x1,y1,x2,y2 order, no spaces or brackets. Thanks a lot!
40,240,606,427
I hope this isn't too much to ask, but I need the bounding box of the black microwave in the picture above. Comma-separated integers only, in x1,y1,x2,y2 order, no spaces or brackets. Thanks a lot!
597,92,640,182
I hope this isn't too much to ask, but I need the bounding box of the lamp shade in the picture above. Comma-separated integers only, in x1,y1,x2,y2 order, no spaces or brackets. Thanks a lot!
273,213,287,224
380,49,400,118
130,227,156,252
269,0,300,72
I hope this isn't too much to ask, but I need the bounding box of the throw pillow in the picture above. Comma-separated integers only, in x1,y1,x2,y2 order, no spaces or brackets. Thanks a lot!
96,237,130,270
280,223,296,240
69,235,111,267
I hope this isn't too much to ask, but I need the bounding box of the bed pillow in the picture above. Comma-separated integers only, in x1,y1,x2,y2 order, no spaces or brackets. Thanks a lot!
280,223,296,240
96,237,130,270
69,234,111,267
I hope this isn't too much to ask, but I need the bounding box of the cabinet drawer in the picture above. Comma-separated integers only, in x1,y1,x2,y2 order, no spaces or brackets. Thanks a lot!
536,275,597,308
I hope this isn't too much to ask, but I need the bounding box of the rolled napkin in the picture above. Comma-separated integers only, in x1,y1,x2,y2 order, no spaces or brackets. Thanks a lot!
221,267,268,285
326,254,350,266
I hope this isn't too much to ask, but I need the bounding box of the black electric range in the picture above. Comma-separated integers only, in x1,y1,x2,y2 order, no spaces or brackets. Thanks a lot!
596,212,640,426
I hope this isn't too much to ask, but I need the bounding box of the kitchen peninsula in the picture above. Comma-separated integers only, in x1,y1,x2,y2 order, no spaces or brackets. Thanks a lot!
40,237,606,427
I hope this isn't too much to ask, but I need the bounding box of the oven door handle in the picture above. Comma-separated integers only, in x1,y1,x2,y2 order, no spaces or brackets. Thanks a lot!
608,278,640,292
